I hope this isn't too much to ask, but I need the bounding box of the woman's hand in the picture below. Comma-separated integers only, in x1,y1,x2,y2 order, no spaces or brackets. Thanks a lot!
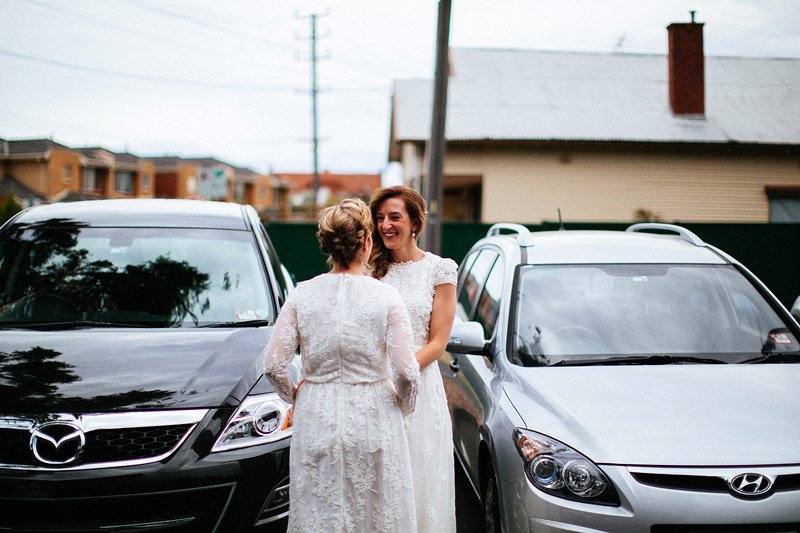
293,378,305,400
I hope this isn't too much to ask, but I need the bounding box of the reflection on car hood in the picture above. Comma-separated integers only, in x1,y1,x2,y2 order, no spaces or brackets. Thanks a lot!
505,364,800,466
0,327,274,412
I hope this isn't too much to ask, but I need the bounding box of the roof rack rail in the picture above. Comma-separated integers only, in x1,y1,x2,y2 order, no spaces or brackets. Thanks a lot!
625,223,705,246
486,223,531,238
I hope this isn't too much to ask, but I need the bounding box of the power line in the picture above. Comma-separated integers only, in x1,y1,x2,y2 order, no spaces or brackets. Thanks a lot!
118,0,296,52
0,48,298,91
14,0,231,60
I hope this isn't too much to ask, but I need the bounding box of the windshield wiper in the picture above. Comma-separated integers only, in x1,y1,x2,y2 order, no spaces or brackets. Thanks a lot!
1,321,151,330
550,355,728,366
199,319,272,328
739,353,800,364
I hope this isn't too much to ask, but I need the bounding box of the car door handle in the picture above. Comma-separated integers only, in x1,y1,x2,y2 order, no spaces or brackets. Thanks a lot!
449,359,460,372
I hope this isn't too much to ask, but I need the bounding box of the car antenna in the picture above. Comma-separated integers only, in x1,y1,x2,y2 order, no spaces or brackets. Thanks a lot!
557,208,565,230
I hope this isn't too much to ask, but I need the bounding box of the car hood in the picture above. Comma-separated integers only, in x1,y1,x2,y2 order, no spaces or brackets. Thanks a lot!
0,327,274,412
504,364,800,466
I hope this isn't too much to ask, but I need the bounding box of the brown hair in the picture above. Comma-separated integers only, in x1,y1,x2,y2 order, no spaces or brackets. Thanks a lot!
316,198,373,269
368,186,426,279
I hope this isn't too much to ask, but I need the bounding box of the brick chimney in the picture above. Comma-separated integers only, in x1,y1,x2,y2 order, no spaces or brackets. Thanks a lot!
667,12,705,116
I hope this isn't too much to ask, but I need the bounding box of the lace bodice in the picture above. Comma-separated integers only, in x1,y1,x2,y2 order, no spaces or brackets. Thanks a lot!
380,252,458,350
263,273,419,413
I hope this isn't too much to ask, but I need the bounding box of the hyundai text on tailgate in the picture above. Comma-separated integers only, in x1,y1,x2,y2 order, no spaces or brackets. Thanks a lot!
0,199,295,532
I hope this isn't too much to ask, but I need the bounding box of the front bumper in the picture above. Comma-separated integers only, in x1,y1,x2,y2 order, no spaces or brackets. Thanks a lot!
0,426,290,532
500,463,800,532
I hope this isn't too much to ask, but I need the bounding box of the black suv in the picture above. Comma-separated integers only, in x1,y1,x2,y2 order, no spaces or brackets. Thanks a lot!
0,199,295,532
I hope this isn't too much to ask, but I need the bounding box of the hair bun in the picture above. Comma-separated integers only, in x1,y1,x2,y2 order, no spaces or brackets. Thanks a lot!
316,198,373,268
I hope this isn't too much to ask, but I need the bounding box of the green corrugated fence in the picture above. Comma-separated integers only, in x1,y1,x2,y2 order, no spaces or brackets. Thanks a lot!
266,221,800,309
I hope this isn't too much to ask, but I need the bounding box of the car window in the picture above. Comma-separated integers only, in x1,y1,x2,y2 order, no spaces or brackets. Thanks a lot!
475,257,504,339
458,249,498,320
259,222,291,306
457,249,480,289
0,225,274,327
513,264,799,366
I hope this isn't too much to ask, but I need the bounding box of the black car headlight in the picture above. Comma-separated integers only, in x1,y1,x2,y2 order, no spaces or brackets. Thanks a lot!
513,428,619,506
212,393,293,452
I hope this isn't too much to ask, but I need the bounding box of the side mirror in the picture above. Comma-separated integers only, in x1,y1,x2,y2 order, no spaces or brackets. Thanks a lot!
447,321,488,354
791,296,800,323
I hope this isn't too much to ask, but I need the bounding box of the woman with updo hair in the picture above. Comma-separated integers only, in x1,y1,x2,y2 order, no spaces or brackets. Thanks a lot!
263,198,420,532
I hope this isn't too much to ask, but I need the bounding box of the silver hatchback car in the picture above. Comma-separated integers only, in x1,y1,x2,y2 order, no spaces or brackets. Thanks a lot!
442,223,800,532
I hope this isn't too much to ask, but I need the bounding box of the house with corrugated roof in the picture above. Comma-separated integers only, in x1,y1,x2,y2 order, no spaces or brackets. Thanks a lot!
389,20,800,223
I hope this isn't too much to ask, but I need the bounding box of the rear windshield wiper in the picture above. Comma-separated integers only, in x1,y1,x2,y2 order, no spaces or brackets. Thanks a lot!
199,319,272,328
0,321,151,330
550,355,728,366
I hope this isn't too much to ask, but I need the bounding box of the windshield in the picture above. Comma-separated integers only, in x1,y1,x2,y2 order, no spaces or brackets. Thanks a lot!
512,264,799,366
0,220,274,327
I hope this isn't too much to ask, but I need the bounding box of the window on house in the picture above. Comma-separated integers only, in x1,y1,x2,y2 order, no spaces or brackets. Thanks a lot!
82,168,97,191
233,182,246,202
115,171,133,194
62,165,72,184
259,185,267,200
766,186,800,223
142,173,151,191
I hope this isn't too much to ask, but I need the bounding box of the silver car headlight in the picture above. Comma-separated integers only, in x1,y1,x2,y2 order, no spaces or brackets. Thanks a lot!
513,428,619,506
212,393,293,452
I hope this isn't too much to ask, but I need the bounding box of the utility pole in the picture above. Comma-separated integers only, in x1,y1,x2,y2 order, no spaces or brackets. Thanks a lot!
295,9,329,218
422,0,452,255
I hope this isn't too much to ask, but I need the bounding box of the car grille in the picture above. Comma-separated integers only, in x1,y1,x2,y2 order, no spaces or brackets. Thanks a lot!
633,472,800,495
0,410,207,470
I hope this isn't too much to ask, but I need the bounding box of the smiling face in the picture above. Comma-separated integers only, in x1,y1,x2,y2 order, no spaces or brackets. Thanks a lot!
375,197,417,250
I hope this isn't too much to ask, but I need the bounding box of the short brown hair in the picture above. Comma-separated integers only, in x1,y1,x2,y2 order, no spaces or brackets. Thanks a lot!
368,186,426,279
317,198,373,268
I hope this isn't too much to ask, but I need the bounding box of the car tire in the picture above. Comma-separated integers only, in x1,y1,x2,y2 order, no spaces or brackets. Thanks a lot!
482,462,501,533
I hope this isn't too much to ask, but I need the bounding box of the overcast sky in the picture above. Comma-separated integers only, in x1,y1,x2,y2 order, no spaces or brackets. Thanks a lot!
1,0,798,175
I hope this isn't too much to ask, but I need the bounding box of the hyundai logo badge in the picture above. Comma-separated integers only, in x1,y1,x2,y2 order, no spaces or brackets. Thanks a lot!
728,473,773,497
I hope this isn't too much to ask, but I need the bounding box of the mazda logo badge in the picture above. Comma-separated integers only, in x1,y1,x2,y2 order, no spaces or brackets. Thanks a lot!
29,421,86,465
728,473,773,497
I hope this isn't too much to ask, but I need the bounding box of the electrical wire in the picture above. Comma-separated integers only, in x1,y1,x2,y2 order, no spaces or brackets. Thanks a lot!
0,48,299,91
118,0,296,52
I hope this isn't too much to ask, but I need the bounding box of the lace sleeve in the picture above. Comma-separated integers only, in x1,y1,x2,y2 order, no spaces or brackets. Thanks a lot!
263,295,299,404
386,292,420,415
432,256,458,287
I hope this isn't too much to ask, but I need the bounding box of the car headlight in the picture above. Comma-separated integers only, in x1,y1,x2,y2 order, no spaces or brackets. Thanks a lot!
513,428,619,506
212,393,293,452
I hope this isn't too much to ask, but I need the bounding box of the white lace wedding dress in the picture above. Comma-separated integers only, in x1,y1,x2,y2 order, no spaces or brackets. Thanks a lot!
263,273,420,533
381,252,458,533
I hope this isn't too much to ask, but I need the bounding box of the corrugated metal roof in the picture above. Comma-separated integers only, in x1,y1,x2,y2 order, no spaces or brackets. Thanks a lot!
392,48,800,145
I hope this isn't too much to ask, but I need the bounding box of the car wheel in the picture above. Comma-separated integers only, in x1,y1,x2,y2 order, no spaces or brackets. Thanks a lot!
483,462,501,533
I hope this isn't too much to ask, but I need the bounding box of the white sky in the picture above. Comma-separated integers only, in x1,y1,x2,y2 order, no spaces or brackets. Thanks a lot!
1,0,798,175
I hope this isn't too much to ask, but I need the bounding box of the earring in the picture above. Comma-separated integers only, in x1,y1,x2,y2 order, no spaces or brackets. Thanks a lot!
412,231,416,238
